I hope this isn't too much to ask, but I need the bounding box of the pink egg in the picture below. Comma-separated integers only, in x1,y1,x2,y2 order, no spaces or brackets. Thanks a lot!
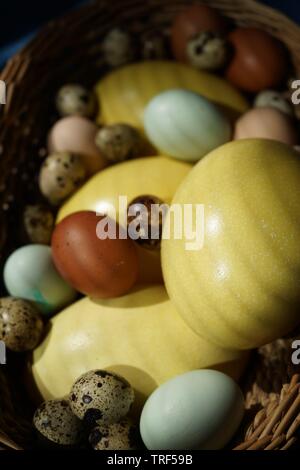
234,107,298,145
48,116,108,175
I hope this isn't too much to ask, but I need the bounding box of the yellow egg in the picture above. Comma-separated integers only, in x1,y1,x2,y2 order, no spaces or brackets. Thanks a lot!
95,61,248,130
162,139,300,350
57,156,192,284
31,285,249,408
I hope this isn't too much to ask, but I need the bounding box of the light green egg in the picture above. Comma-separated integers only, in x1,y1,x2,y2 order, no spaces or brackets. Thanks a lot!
140,369,244,450
3,244,76,315
144,89,231,162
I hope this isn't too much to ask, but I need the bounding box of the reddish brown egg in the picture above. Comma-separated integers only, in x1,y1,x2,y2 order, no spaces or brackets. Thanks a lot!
171,4,229,62
225,28,288,92
51,211,139,298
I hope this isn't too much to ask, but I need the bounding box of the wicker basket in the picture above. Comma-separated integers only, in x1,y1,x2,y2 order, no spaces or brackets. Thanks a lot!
0,0,300,450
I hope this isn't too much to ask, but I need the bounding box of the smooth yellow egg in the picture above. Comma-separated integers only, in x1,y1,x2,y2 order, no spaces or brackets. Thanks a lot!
95,61,248,130
31,285,249,408
57,156,192,284
162,139,300,350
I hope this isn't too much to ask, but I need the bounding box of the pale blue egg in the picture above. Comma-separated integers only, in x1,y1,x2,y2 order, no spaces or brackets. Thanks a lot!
144,89,231,162
3,244,76,315
140,369,244,450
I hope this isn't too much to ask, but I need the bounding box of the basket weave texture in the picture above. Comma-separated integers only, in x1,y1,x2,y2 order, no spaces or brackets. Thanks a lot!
0,0,300,450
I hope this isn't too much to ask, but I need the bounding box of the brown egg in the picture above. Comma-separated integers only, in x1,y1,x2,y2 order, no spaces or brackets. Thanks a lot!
48,116,107,176
234,107,298,145
226,28,288,92
51,211,139,298
171,4,229,62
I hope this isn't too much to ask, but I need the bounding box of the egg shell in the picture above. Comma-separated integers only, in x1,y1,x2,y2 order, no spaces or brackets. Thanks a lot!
254,90,294,117
31,286,249,409
56,84,96,118
3,245,76,315
23,205,54,245
171,4,229,62
234,107,298,145
51,211,139,298
162,139,300,349
33,399,82,447
0,297,43,352
144,89,231,162
57,156,192,285
89,419,140,450
48,116,107,175
140,370,244,450
39,152,87,206
95,61,249,131
226,28,288,92
69,370,134,424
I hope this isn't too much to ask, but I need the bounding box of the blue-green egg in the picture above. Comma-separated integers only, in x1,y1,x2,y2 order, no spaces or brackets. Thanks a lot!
144,89,231,162
140,369,244,450
3,245,76,315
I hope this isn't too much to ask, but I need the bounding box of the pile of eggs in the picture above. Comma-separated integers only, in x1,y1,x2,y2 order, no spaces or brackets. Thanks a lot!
1,3,300,451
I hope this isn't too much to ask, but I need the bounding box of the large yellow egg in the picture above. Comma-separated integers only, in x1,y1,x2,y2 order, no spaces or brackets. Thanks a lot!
31,285,248,407
95,61,248,130
57,156,191,284
162,139,300,350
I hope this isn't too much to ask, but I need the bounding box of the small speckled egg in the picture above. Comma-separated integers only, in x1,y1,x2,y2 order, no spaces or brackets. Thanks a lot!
39,152,86,206
48,116,107,176
140,370,244,450
254,90,294,116
33,399,82,447
144,89,231,162
56,84,96,118
234,107,298,145
102,28,135,67
0,297,43,352
141,31,168,60
95,124,142,162
23,204,54,244
3,244,76,315
69,370,135,425
89,419,140,450
186,32,230,71
127,195,165,250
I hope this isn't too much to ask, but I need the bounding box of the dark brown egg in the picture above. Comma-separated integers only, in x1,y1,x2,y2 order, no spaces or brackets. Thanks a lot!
171,4,229,62
127,195,165,250
51,211,139,298
225,28,289,92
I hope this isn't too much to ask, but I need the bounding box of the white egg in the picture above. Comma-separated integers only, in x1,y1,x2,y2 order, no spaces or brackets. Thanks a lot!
140,369,244,450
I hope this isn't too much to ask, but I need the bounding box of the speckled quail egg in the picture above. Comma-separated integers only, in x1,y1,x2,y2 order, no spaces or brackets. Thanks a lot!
23,204,54,245
89,419,140,450
254,89,294,116
39,152,86,205
33,399,82,447
56,84,96,118
0,297,43,352
69,370,135,425
102,28,135,67
186,31,230,71
95,124,142,162
141,31,168,60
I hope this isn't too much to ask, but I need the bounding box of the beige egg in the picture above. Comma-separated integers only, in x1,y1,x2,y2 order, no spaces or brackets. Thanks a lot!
234,107,298,145
89,419,140,450
48,116,107,175
69,370,135,425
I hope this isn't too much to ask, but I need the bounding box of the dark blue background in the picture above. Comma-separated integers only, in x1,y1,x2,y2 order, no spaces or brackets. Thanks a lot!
0,0,299,66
